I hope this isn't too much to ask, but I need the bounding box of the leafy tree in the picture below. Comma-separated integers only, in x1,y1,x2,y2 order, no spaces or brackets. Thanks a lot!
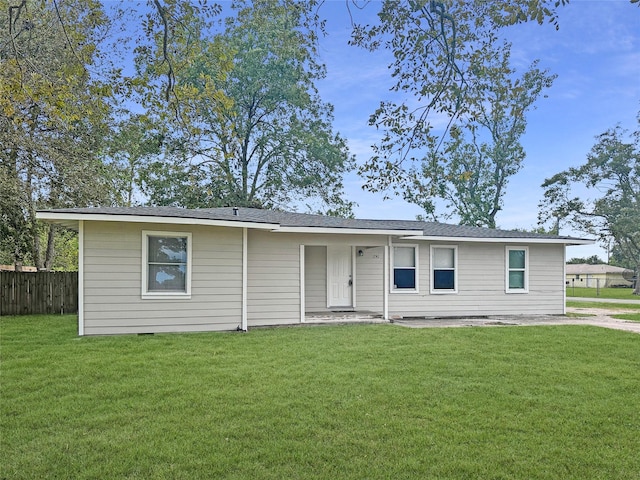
44,227,78,271
539,118,640,294
136,0,355,214
105,114,164,207
352,1,566,193
0,0,117,270
609,244,635,270
566,256,606,265
400,49,554,227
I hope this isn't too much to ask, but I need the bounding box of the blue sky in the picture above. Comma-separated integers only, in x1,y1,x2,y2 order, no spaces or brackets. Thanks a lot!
313,0,640,260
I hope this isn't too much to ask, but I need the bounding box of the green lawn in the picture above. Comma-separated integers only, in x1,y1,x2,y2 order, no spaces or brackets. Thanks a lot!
566,300,640,310
566,286,638,300
2,315,639,479
611,313,640,322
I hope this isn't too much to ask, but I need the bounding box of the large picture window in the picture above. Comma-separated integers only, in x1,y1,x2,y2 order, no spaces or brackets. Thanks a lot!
392,245,418,291
430,245,457,293
506,246,528,293
142,231,192,298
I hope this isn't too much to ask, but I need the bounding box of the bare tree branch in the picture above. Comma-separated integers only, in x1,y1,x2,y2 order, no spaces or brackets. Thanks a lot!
152,0,174,102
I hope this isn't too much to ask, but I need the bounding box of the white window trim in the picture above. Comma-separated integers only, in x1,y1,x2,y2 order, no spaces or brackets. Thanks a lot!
505,246,529,294
390,244,419,293
430,245,458,294
142,230,192,299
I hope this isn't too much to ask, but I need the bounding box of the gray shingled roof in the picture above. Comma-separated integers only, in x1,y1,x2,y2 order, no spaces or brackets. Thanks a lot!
565,264,631,275
38,206,590,241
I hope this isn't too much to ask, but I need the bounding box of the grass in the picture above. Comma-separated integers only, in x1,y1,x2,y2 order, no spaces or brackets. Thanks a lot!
611,313,640,322
2,315,640,479
566,286,638,300
566,300,640,310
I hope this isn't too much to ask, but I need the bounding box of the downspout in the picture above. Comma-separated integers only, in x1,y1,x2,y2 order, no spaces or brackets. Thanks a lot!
351,246,357,309
562,245,566,315
78,220,84,336
241,227,248,331
300,245,305,323
384,239,390,321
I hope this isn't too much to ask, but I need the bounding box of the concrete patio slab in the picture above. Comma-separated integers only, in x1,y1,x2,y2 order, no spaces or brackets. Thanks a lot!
392,310,640,335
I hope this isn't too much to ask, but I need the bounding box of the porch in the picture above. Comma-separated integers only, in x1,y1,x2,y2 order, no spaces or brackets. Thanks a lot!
302,244,390,322
304,310,388,324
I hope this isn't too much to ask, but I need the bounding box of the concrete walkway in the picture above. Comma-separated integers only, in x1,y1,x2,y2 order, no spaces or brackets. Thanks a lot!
304,302,640,335
392,308,640,335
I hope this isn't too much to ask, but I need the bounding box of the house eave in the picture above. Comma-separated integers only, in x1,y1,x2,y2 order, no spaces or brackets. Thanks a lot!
35,211,280,230
400,235,595,245
272,226,425,236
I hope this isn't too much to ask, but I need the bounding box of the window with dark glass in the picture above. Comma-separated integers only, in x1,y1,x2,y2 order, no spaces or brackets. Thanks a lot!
432,246,456,291
393,246,416,290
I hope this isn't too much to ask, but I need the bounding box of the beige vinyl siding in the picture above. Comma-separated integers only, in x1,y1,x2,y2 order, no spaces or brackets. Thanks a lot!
387,242,565,317
355,246,384,312
247,231,389,324
82,220,568,334
83,221,243,335
247,230,300,326
304,246,327,311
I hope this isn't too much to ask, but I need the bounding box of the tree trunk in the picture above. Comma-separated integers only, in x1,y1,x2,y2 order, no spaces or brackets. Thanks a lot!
44,224,57,271
26,105,42,270
634,265,640,296
32,222,43,270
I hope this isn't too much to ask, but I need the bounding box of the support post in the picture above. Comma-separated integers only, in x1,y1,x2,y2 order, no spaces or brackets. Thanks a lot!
300,245,305,323
241,228,248,331
383,244,389,320
78,220,84,336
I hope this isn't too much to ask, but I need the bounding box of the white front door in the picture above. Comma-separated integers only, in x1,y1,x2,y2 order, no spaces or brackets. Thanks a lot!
327,245,353,308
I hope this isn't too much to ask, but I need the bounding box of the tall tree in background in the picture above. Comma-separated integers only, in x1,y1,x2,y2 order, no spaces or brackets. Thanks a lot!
351,0,566,224
402,50,555,227
106,114,163,207
566,255,606,265
94,0,227,211
0,0,116,270
137,0,355,215
539,118,640,294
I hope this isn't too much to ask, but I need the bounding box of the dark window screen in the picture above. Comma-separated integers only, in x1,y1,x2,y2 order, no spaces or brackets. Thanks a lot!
394,268,416,289
433,270,454,290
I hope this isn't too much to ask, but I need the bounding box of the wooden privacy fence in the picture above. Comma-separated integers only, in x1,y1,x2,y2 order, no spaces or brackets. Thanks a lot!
0,271,78,315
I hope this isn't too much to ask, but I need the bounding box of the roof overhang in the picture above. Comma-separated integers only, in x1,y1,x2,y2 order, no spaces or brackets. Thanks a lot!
273,226,426,236
36,211,595,244
36,211,279,230
400,235,595,245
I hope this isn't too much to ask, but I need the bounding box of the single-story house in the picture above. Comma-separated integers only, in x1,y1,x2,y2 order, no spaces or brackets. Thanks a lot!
565,263,634,288
37,207,593,336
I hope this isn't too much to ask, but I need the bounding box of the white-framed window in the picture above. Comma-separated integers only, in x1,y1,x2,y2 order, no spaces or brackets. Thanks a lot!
142,231,192,298
391,245,418,292
506,246,528,293
430,245,458,294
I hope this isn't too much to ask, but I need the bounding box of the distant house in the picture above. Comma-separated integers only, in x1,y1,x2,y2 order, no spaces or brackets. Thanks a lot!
36,207,593,336
565,264,633,288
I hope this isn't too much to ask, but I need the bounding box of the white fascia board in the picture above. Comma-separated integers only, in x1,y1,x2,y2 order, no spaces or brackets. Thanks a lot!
272,227,425,236
35,211,279,230
400,235,595,245
42,219,79,230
